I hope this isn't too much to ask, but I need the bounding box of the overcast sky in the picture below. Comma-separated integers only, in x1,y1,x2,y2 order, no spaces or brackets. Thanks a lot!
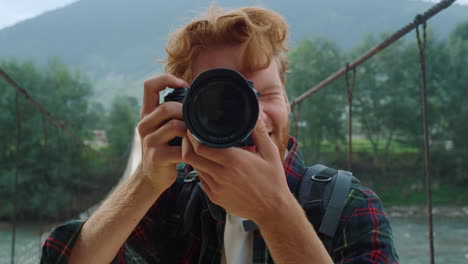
0,0,467,30
0,0,79,29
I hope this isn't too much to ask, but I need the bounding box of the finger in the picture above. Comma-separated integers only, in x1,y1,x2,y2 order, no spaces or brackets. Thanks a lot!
198,177,215,202
148,146,183,165
141,74,187,118
182,136,224,175
251,117,278,160
196,169,219,203
143,119,186,146
138,102,183,138
187,130,240,165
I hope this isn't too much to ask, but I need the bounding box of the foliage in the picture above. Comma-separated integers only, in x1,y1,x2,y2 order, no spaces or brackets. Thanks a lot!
287,21,468,205
106,96,139,160
2,19,468,221
443,21,468,168
0,59,129,220
287,38,346,162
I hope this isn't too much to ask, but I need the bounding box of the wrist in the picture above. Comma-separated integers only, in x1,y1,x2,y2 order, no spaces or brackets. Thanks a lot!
255,191,302,230
132,165,166,198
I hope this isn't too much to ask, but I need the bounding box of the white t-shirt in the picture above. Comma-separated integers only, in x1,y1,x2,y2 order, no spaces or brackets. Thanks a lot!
221,212,254,264
221,149,289,264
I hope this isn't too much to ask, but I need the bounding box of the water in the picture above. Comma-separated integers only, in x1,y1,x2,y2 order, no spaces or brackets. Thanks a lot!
392,216,468,264
0,223,51,264
1,216,467,263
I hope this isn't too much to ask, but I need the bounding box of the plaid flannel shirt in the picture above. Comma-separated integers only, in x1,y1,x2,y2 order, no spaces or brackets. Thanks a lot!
41,137,399,263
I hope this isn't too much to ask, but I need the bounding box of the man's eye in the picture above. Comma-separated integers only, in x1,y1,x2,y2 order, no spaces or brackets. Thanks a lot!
260,93,278,97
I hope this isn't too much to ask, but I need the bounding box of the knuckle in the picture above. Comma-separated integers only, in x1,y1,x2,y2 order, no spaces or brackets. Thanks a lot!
144,73,173,92
143,80,150,89
137,120,146,136
182,150,193,164
159,102,177,116
143,79,155,92
158,102,183,120
193,142,206,155
152,147,163,159
160,73,172,81
157,103,171,116
142,135,152,148
166,119,179,131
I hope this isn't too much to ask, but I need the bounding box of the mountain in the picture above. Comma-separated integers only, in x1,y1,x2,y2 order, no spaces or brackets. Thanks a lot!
0,0,467,106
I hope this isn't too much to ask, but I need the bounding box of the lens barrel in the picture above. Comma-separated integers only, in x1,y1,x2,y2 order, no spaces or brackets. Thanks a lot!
164,68,259,148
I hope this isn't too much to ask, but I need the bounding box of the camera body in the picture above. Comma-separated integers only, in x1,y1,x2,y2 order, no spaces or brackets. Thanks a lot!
164,68,259,148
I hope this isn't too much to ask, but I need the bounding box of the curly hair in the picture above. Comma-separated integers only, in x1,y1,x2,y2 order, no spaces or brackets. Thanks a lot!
164,6,289,83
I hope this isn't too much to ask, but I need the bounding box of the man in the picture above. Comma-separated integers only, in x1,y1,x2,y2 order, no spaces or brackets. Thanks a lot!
42,6,399,264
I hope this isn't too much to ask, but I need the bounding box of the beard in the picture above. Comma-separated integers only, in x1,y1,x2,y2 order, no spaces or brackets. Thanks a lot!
273,120,290,163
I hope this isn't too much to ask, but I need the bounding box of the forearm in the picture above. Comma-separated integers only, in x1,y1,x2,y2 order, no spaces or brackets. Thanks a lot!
69,166,164,264
257,193,333,264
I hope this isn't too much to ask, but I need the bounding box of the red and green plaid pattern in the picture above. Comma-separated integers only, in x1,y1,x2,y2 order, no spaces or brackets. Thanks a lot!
41,137,399,263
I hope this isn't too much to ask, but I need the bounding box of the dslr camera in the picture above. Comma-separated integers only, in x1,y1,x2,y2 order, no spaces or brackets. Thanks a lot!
163,68,259,148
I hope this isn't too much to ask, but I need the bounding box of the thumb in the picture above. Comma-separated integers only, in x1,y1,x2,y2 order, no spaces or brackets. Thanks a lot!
251,117,277,159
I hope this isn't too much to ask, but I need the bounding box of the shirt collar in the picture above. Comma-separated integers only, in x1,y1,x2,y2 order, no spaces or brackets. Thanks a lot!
283,136,308,195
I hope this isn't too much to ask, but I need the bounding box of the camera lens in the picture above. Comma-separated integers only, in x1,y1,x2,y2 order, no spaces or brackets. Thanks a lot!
183,68,258,148
192,81,251,136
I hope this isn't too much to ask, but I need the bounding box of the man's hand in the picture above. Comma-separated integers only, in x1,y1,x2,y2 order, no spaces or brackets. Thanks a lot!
137,74,189,192
69,74,190,264
182,116,293,223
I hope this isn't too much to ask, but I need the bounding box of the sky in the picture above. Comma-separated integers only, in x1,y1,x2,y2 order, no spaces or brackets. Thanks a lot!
0,0,467,30
0,0,79,29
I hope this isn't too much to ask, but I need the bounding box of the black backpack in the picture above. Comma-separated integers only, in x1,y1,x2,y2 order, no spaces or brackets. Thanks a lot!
167,164,356,255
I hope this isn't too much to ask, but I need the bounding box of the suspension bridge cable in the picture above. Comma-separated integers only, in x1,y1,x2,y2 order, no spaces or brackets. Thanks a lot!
290,0,456,108
345,64,356,171
55,128,63,223
416,17,435,264
38,115,51,252
11,91,22,264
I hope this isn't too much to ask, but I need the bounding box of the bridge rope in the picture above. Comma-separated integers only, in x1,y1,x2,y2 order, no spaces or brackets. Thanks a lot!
415,15,435,264
2,1,457,263
1,59,129,264
290,0,456,108
11,91,22,264
345,63,357,171
289,2,455,263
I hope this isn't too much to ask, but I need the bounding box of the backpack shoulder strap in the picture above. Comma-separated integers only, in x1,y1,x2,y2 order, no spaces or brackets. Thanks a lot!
298,164,353,254
319,169,352,253
298,164,328,204
167,169,201,237
319,170,352,238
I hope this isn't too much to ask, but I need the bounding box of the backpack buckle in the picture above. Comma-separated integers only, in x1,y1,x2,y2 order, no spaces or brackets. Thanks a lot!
311,174,332,182
184,171,199,183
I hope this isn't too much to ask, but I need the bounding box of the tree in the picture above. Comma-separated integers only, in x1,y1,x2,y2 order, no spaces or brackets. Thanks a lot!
287,38,346,164
106,95,139,160
441,20,468,183
0,58,116,220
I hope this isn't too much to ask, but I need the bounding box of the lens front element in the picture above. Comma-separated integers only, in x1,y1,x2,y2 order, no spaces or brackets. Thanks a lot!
184,68,259,148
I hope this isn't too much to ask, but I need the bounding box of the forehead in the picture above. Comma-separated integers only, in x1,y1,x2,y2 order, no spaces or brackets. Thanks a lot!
190,46,282,90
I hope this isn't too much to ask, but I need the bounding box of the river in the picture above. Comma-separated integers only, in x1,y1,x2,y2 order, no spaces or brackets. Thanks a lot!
1,212,468,263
